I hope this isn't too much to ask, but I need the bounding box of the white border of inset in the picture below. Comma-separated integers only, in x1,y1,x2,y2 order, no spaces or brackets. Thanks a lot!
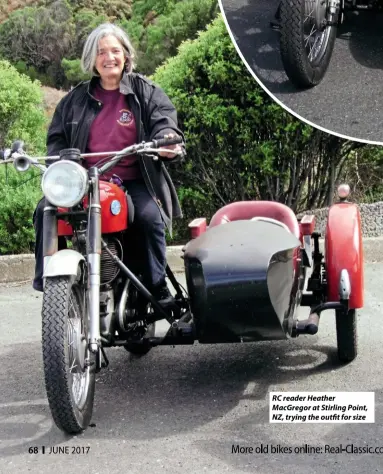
218,0,383,146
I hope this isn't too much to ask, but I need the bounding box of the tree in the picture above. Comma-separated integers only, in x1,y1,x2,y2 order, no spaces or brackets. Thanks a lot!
0,1,74,86
121,0,219,75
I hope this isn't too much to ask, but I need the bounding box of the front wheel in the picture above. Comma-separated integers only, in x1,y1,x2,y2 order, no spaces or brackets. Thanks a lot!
42,271,96,433
280,0,339,88
335,309,357,362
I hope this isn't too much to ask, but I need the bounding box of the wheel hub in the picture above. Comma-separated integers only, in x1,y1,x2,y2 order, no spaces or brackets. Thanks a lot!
69,318,87,372
306,0,328,30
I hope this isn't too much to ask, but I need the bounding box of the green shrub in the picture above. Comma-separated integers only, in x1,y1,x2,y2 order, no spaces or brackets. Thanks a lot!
0,60,46,254
0,60,47,152
0,166,42,255
61,58,90,84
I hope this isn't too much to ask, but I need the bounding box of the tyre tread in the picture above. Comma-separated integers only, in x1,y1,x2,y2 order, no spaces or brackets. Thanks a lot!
42,276,94,433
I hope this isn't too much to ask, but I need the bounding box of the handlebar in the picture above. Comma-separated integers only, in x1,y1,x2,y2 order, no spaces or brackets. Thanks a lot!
1,136,184,174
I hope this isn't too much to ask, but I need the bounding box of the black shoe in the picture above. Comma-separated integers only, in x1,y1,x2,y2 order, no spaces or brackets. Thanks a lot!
151,280,174,305
33,279,43,292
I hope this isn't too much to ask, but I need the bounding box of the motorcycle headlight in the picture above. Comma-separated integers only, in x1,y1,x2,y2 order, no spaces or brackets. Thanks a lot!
41,160,88,208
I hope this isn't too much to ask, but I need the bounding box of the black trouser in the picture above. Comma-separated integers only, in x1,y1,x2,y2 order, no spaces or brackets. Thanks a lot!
32,179,167,291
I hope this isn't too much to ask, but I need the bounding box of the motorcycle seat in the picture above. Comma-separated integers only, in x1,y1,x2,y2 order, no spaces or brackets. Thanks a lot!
209,201,300,239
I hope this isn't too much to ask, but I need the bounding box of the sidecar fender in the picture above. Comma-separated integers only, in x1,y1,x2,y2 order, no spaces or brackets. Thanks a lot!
325,203,364,309
44,249,85,278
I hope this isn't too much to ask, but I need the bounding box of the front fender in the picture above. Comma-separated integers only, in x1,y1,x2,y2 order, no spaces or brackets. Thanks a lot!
325,203,364,309
44,249,85,278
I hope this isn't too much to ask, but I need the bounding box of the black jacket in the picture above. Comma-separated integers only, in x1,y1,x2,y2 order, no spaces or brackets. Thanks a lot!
46,72,184,235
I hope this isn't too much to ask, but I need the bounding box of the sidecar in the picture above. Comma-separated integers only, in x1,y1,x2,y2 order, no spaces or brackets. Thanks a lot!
182,185,363,362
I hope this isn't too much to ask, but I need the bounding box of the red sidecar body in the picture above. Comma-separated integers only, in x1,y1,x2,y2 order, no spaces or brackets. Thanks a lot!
183,194,363,362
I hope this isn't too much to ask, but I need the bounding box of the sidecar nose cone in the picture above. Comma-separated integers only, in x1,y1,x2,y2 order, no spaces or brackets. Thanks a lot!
338,184,350,200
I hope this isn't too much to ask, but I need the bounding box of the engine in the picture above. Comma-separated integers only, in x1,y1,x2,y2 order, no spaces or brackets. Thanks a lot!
100,236,122,286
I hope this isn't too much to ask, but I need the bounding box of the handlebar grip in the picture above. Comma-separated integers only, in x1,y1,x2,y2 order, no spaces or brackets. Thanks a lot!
152,136,183,148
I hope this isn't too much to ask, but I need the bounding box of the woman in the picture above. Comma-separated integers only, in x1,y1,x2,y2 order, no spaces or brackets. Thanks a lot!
33,23,185,303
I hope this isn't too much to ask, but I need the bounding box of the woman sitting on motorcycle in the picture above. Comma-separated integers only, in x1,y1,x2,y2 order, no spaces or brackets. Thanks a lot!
33,23,185,302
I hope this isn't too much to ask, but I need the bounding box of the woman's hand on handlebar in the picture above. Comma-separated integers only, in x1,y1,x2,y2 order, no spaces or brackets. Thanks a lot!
158,133,183,159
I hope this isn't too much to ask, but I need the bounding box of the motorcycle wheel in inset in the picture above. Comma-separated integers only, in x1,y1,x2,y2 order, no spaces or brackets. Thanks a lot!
280,0,340,88
42,269,96,434
335,308,357,362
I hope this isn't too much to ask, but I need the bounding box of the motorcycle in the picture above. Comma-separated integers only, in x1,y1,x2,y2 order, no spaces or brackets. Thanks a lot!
1,140,364,434
278,0,383,88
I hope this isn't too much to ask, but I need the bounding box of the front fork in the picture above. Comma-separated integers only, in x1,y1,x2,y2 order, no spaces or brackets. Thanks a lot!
43,171,102,354
87,168,102,353
327,0,343,25
42,202,58,282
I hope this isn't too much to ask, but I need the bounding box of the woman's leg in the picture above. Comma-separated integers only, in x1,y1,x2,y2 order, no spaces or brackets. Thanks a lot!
124,179,170,298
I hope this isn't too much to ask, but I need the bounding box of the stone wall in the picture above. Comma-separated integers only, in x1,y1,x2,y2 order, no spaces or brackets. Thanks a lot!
298,202,383,237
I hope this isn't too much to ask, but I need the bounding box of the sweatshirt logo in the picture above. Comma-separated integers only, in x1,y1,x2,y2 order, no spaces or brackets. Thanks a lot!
117,109,133,126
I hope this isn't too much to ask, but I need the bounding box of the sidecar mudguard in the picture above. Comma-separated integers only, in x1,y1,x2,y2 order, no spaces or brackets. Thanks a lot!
183,219,302,343
325,203,364,309
44,249,85,278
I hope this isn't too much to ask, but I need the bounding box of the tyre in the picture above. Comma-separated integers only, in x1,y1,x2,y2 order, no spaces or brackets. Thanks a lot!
335,309,357,362
42,271,96,434
280,0,339,88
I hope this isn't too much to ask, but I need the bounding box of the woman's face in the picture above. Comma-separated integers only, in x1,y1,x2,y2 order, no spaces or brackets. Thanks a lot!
95,35,126,84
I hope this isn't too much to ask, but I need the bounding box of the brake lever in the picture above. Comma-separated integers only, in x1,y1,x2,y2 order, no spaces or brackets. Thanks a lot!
138,147,184,161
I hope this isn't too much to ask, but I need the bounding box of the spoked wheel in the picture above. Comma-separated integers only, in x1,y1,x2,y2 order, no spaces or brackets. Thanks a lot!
42,270,96,434
280,0,340,88
335,309,357,362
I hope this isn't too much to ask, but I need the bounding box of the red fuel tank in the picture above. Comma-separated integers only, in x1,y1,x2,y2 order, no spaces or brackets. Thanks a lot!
57,181,128,236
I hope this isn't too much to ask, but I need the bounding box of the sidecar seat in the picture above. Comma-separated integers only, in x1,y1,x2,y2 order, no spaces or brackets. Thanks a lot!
209,201,300,239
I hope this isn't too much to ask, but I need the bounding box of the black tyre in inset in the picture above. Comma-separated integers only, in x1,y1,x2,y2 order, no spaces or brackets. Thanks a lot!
280,0,339,88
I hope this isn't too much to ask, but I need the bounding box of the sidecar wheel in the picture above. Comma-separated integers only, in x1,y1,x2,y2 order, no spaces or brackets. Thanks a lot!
280,0,339,88
42,273,96,434
335,309,357,362
124,323,156,356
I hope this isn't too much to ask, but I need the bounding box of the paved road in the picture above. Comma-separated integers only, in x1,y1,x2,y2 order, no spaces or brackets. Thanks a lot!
220,0,383,144
1,267,383,473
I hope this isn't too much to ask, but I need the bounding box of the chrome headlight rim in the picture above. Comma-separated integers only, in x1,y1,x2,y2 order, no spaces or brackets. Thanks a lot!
41,160,89,208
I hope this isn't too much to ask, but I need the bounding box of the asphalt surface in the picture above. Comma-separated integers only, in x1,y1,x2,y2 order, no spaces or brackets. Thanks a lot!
1,267,383,474
220,0,383,144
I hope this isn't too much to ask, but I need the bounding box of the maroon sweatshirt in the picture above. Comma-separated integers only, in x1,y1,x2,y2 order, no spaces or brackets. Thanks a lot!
85,84,141,181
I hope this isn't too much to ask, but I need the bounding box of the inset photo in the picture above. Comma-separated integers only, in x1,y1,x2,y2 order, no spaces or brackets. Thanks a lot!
219,0,383,143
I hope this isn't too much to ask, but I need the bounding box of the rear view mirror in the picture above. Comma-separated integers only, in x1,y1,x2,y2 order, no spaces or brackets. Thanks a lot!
11,140,24,153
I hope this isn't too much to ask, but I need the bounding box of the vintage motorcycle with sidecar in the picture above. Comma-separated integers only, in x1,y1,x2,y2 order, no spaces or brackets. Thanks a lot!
1,139,363,435
278,0,383,88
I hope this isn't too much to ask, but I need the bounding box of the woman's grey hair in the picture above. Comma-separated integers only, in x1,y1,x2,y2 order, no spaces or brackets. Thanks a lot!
81,23,136,76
